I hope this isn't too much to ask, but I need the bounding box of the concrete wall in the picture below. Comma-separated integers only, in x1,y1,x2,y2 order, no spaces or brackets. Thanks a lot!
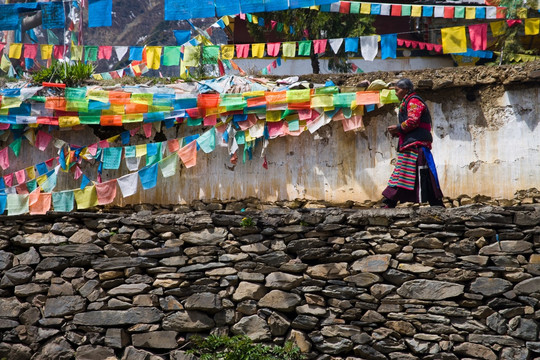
2,204,540,359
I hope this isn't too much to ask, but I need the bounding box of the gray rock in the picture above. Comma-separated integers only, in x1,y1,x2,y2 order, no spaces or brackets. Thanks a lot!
170,350,198,360
91,257,157,271
73,308,163,326
354,344,387,360
162,310,215,332
105,328,130,349
373,339,407,353
514,277,540,294
453,342,496,360
470,277,513,296
184,292,222,313
16,247,41,265
0,250,13,270
306,263,349,280
397,280,464,300
232,282,267,301
131,228,153,240
231,314,271,341
121,346,155,360
383,268,415,285
316,337,354,355
486,312,508,334
352,255,392,273
508,317,538,340
14,283,49,297
177,262,227,273
0,297,24,318
0,343,32,360
179,228,228,245
291,315,318,330
107,283,150,296
499,347,529,360
138,247,181,258
344,273,381,287
20,307,41,325
44,296,86,317
468,334,524,347
479,241,533,255
32,336,74,360
265,272,303,290
68,229,97,244
131,331,178,349
258,290,301,312
15,233,68,247
75,345,116,360
296,304,327,316
36,257,69,271
1,265,33,286
268,312,291,336
40,244,102,258
321,325,362,338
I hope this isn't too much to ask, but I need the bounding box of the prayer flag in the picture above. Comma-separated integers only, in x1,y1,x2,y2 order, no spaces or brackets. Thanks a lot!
525,18,540,35
251,43,265,58
146,46,162,69
52,191,74,212
24,44,38,59
89,0,112,27
117,172,138,197
282,42,296,57
360,35,378,61
381,34,397,59
74,185,98,209
298,41,312,56
139,164,158,190
469,24,488,51
162,46,181,66
95,179,117,205
441,26,467,54
8,43,22,59
178,140,197,168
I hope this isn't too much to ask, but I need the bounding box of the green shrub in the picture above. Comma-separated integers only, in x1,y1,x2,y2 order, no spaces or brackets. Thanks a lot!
187,335,305,360
31,61,94,87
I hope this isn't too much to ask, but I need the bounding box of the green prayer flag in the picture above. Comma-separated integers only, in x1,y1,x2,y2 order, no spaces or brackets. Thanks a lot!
162,46,181,66
401,5,411,16
52,191,74,212
202,45,220,64
27,179,37,193
66,87,87,100
220,94,246,110
159,154,178,178
333,93,356,107
66,99,89,112
277,23,284,32
84,46,98,62
47,29,60,45
315,86,339,95
298,41,312,56
132,93,153,105
235,131,245,145
9,138,21,157
146,143,163,166
286,89,310,103
350,2,360,13
288,119,300,132
187,118,202,126
197,127,216,153
454,6,465,18
79,115,100,125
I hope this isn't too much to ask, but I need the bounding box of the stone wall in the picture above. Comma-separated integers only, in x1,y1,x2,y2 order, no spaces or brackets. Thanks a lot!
2,203,540,360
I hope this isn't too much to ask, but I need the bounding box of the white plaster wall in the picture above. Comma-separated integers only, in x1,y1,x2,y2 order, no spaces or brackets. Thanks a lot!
4,85,539,205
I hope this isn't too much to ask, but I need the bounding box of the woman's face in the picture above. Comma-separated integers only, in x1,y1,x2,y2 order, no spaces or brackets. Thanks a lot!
395,86,408,100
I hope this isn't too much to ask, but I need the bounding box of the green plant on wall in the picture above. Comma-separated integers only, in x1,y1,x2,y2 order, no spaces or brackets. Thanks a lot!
187,335,305,360
31,61,94,87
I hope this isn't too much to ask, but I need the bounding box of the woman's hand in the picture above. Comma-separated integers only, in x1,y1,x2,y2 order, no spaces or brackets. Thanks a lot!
387,125,399,137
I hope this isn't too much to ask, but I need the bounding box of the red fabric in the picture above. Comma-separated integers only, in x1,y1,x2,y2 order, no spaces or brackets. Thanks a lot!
98,46,112,60
53,45,67,59
339,1,350,13
313,39,327,54
23,44,38,59
443,6,454,18
469,24,488,51
267,42,281,57
398,93,432,150
391,5,401,16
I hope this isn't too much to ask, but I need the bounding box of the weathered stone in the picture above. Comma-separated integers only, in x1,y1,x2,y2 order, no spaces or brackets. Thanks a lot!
232,282,267,301
361,310,386,323
15,233,68,247
179,228,228,245
287,329,312,353
352,255,391,273
514,277,540,294
41,244,102,258
479,241,533,255
268,312,291,336
410,237,444,249
105,328,130,349
120,346,155,360
44,296,86,317
14,283,49,297
397,280,464,300
1,265,33,286
184,292,222,313
15,247,41,266
160,296,183,311
75,345,116,360
385,321,416,336
321,325,362,338
0,250,14,270
453,342,496,360
33,336,74,360
0,296,24,317
397,264,434,273
231,314,271,341
265,272,303,290
468,334,524,347
383,268,415,285
306,263,349,280
68,229,97,244
499,347,529,360
354,344,386,360
36,257,69,271
470,277,512,296
508,317,538,340
258,290,301,312
344,273,381,287
162,310,215,332
138,247,181,258
73,308,163,326
131,228,153,240
291,314,318,330
107,283,150,296
91,257,157,271
131,331,178,349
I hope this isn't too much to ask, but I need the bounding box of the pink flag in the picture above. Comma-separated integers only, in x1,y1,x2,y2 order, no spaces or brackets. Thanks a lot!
23,44,38,59
177,140,197,168
468,24,488,51
267,42,281,57
98,139,109,148
313,39,327,54
0,147,9,170
167,139,180,153
45,158,56,167
270,20,277,30
36,130,53,151
98,46,113,60
203,115,217,126
130,127,140,136
15,169,25,185
73,165,83,180
87,143,98,156
235,44,250,58
29,190,51,215
95,179,117,205
143,123,152,138
53,45,66,59
4,173,13,187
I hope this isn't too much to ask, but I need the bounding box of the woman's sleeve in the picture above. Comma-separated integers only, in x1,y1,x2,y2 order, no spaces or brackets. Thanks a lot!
399,98,425,133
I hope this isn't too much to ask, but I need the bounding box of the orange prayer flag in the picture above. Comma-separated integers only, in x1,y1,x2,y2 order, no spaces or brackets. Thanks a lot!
177,140,197,168
168,139,180,153
356,91,380,105
109,91,131,105
95,179,117,205
265,91,287,104
288,101,311,110
125,103,148,114
247,96,266,107
45,97,66,111
29,190,52,215
100,115,123,126
37,116,59,125
197,94,220,108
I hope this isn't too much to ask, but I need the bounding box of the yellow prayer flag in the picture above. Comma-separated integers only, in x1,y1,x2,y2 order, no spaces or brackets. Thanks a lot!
40,44,53,60
58,116,81,128
221,45,234,60
411,5,422,17
0,55,10,73
122,114,143,123
71,45,83,61
309,5,320,10
311,95,334,108
74,185,98,209
88,89,109,103
244,91,266,98
465,7,476,19
490,21,506,36
360,3,371,14
252,43,265,58
252,15,258,24
266,111,282,122
282,42,296,58
146,46,162,70
286,89,311,103
92,74,103,80
135,144,147,157
26,166,36,180
222,16,230,26
517,7,528,19
36,174,48,186
9,43,22,59
525,18,540,35
102,104,125,115
441,26,467,54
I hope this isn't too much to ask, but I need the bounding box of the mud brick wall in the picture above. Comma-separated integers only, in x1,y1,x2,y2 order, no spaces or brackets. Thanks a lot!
2,204,540,360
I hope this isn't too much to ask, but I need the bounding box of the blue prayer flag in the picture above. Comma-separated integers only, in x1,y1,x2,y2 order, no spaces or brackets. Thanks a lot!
129,46,144,61
241,0,265,13
52,191,74,212
174,30,191,45
42,2,65,29
370,3,381,15
191,0,216,19
423,6,433,17
345,38,359,53
290,0,313,9
36,162,47,176
0,193,6,215
121,131,130,145
265,0,288,12
165,0,191,20
88,0,112,27
381,33,397,59
80,175,91,189
215,0,241,17
139,164,158,190
475,7,485,19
